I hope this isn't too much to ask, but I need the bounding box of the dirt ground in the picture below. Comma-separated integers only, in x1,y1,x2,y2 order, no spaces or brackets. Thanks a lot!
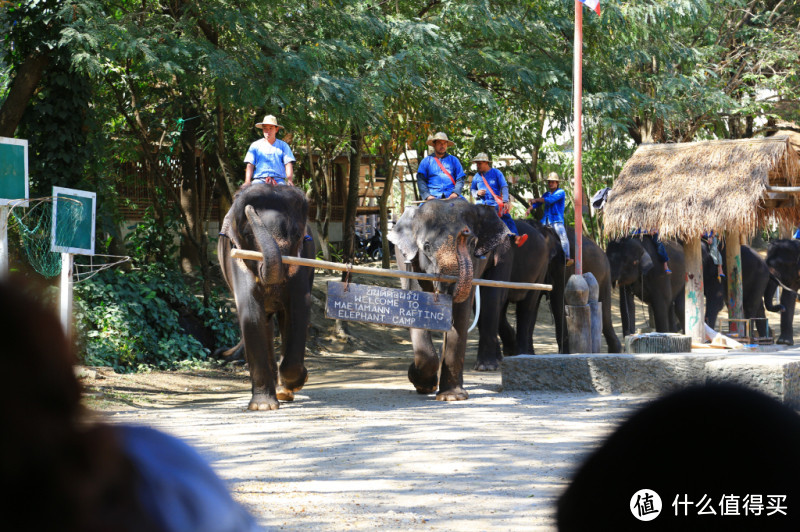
81,268,796,530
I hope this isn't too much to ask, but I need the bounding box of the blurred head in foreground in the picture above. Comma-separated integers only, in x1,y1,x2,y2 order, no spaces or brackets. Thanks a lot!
558,383,800,530
0,279,259,531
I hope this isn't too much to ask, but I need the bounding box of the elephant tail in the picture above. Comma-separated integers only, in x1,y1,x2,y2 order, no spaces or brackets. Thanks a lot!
245,204,284,285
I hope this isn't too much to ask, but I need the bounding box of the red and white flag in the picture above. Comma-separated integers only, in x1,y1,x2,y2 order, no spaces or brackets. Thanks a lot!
580,0,601,15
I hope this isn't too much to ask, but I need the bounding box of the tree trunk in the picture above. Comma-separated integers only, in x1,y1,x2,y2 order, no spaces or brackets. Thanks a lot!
378,150,399,269
341,127,362,265
0,51,50,137
179,108,201,273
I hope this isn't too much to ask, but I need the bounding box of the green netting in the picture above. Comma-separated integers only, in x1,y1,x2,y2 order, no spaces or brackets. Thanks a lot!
9,197,84,278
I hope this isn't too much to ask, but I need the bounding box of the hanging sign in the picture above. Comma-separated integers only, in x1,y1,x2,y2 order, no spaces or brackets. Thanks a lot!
326,281,452,331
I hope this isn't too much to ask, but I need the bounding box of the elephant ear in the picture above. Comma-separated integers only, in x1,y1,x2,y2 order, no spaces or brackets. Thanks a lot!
388,206,419,260
473,204,511,256
639,244,655,275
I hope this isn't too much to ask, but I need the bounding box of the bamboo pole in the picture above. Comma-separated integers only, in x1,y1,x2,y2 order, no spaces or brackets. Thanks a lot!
230,249,552,291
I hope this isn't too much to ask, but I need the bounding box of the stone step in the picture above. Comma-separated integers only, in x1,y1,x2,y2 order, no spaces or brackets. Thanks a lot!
501,350,800,408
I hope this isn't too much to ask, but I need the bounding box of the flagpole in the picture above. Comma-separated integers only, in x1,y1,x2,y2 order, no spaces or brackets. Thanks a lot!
573,1,584,275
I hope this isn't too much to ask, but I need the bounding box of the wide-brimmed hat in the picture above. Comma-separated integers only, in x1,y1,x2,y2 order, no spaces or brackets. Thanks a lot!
426,132,456,147
471,153,491,163
255,115,283,129
547,172,560,182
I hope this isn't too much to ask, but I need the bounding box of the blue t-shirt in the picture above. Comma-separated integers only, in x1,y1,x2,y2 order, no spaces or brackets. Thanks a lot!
244,138,295,183
541,188,566,225
118,425,260,532
417,154,466,199
471,168,509,208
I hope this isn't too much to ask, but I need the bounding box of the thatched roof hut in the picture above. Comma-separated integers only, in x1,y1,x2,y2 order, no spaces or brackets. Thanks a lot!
603,135,800,239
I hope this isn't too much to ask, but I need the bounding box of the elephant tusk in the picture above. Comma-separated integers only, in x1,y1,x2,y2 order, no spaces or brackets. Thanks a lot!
468,285,481,332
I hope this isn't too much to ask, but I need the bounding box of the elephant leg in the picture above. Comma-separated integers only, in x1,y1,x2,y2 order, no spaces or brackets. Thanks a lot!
498,300,518,357
517,291,543,355
551,284,567,353
408,328,440,394
777,290,796,345
598,283,622,353
280,273,312,395
475,286,505,372
239,299,279,411
438,298,471,401
620,286,636,337
673,289,685,333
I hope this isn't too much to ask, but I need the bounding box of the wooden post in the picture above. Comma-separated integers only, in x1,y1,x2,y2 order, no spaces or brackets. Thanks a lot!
565,274,591,353
684,236,705,342
725,230,743,321
60,253,73,340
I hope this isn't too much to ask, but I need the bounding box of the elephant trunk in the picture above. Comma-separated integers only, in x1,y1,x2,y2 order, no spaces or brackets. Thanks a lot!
438,228,474,304
245,204,283,285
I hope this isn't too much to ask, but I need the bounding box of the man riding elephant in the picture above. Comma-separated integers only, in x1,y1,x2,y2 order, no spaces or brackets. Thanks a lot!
216,113,314,411
389,198,512,399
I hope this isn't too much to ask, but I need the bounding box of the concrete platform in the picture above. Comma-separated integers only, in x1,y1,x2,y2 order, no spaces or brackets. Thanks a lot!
501,348,800,408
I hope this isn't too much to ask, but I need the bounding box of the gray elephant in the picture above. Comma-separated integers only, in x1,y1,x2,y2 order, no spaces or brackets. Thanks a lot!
765,239,800,344
218,185,315,411
499,220,621,354
703,242,782,337
388,199,511,400
606,235,685,336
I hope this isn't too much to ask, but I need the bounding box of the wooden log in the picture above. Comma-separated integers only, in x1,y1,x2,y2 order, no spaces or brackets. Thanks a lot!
685,236,705,342
625,333,692,354
229,249,552,291
565,274,591,353
725,230,743,320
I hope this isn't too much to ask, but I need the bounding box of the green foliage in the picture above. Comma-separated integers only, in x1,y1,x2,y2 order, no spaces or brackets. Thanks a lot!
73,267,238,372
125,205,181,269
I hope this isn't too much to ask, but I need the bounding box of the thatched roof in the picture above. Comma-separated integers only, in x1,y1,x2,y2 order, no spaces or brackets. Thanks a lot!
603,135,800,239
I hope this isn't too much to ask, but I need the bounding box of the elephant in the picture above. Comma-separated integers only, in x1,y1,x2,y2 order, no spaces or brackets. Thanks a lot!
765,239,800,345
496,220,556,356
388,199,512,400
703,242,783,338
496,220,621,355
217,184,315,411
543,224,622,353
606,235,686,336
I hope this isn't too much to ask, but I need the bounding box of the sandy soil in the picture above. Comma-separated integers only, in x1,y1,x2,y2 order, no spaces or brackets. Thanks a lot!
81,268,795,530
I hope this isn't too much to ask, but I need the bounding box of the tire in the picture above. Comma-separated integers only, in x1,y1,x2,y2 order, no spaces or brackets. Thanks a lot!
371,247,383,261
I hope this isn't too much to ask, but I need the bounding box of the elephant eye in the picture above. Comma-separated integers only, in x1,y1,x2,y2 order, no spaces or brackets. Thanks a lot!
422,242,433,255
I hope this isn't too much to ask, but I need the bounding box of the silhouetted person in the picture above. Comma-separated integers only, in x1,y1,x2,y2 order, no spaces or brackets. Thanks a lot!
0,279,260,531
558,384,800,530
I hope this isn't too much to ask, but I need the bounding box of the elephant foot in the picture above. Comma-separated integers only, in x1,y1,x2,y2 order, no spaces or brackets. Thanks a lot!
473,358,501,371
275,386,295,402
436,387,469,401
280,367,309,392
247,393,279,411
777,337,794,346
408,362,438,394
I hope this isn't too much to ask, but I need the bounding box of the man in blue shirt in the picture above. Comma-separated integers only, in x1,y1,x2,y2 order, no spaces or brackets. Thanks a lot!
243,114,295,186
416,132,465,200
528,172,573,266
470,153,527,247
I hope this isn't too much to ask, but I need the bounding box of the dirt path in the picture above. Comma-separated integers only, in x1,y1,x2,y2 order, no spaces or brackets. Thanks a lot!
81,270,797,530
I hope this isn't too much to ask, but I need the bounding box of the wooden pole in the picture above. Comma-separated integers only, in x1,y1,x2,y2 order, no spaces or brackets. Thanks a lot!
684,236,705,342
229,249,552,291
725,230,743,320
573,0,583,275
60,253,73,340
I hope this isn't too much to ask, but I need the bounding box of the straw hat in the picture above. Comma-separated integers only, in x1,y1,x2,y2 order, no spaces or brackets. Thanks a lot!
255,115,283,129
547,172,560,182
471,153,491,163
426,132,456,147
